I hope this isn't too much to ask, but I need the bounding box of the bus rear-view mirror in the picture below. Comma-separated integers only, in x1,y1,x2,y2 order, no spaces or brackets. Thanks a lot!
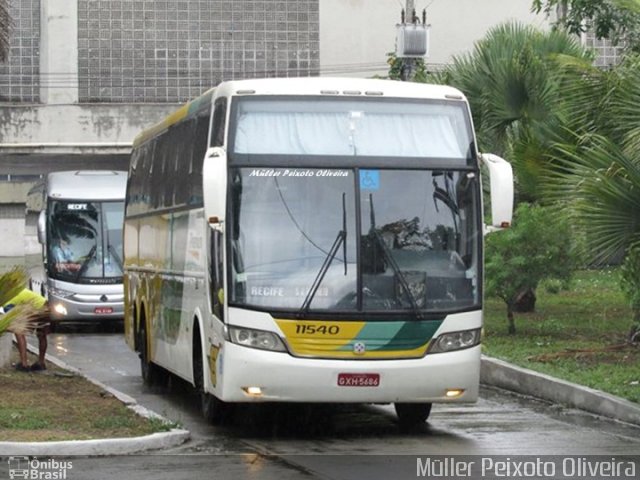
203,147,228,226
481,153,513,234
37,210,46,244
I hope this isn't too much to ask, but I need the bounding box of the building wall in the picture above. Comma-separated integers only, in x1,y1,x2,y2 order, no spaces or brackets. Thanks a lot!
584,34,626,68
77,0,320,103
319,0,552,77
0,0,40,102
0,204,27,257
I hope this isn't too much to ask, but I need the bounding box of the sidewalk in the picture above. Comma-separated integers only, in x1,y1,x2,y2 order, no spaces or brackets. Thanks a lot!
481,355,640,426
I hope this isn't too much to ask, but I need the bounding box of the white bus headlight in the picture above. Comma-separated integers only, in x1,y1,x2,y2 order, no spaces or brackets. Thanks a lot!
52,303,68,316
229,327,287,352
48,286,74,299
429,328,481,354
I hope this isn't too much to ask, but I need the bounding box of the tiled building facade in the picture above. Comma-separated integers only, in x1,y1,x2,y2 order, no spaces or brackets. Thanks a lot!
0,0,40,102
1,0,320,103
584,33,626,68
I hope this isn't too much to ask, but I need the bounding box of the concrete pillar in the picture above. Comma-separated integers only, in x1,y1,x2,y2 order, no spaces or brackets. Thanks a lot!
0,334,13,368
40,1,79,104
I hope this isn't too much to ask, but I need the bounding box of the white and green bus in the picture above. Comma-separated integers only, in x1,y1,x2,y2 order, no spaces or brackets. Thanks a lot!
124,77,513,426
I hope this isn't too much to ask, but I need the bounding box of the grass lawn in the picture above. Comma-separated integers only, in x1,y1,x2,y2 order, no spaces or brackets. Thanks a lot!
0,346,174,442
483,268,640,404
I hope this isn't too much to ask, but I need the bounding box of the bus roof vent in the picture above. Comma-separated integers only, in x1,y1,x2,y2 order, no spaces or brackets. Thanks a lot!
365,91,384,96
342,90,362,96
321,90,339,95
235,90,256,95
445,94,463,100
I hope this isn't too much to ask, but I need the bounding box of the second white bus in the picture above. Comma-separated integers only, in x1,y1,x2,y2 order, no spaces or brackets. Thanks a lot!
27,170,127,322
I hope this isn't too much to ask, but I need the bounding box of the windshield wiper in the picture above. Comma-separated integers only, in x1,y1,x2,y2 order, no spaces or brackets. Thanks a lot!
367,194,424,320
75,245,97,282
298,193,347,317
107,243,123,271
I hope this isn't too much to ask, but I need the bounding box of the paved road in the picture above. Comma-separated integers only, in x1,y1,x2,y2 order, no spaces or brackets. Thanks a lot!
30,331,640,479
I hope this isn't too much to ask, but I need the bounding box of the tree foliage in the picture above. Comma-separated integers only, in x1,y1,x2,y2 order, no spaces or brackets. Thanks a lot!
484,203,575,334
434,23,591,203
543,56,640,263
386,52,428,83
0,0,10,62
532,0,640,53
620,246,640,340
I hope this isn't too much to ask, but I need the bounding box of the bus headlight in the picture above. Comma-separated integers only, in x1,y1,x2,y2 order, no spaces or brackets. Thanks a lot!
229,327,287,352
48,286,74,299
429,328,481,354
52,303,68,316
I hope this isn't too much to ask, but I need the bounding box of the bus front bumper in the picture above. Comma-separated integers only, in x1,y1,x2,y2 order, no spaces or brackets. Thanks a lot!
49,294,124,322
215,343,481,404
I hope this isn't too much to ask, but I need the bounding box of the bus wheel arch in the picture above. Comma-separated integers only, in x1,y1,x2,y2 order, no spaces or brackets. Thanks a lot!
138,306,165,386
192,317,230,424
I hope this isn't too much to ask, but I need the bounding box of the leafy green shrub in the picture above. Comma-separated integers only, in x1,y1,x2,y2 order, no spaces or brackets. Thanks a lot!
485,203,576,334
620,246,640,341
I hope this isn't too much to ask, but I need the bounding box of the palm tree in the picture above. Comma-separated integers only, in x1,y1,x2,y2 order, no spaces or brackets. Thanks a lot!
546,55,640,338
423,23,592,312
437,22,592,203
0,0,10,61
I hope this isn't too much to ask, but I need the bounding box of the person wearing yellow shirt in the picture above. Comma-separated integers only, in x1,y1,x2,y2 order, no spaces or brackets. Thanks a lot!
3,289,49,372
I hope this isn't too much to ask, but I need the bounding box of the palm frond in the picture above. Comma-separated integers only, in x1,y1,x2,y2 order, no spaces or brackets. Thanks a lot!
0,303,48,336
0,267,28,306
545,134,640,263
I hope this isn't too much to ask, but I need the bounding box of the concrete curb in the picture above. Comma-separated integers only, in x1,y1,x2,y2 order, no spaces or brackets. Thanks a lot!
481,355,640,426
1,343,190,456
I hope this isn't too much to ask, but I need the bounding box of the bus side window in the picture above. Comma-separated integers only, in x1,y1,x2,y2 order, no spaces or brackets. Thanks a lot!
127,148,141,215
175,120,195,206
151,135,168,210
141,140,154,213
210,230,224,321
190,114,209,205
163,127,179,208
211,97,227,147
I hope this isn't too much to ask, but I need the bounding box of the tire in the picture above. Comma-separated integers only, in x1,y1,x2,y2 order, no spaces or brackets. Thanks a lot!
394,402,432,428
193,329,230,424
139,321,164,386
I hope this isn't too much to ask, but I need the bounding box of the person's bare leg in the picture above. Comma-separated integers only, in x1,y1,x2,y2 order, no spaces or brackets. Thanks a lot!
14,334,29,368
37,332,47,368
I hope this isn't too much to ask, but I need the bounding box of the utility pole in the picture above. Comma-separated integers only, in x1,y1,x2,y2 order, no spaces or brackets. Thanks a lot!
402,0,416,81
395,0,428,81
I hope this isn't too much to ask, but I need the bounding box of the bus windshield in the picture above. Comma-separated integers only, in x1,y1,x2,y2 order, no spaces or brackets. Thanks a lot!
229,168,480,314
46,200,124,284
231,96,474,162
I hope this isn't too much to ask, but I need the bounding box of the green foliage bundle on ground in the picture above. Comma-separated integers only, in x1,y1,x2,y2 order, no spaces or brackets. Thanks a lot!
485,203,575,334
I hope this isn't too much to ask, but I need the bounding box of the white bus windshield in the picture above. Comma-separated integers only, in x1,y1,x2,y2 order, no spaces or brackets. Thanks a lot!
231,97,473,162
229,168,479,314
47,200,124,284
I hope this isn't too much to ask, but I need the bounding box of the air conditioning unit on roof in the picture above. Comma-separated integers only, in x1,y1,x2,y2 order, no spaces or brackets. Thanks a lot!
396,24,430,58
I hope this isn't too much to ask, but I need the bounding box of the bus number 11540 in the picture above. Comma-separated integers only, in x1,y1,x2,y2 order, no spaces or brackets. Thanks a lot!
295,324,340,335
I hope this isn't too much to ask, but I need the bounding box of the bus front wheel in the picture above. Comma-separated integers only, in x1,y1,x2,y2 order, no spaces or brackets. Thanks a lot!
394,402,432,428
193,331,230,424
